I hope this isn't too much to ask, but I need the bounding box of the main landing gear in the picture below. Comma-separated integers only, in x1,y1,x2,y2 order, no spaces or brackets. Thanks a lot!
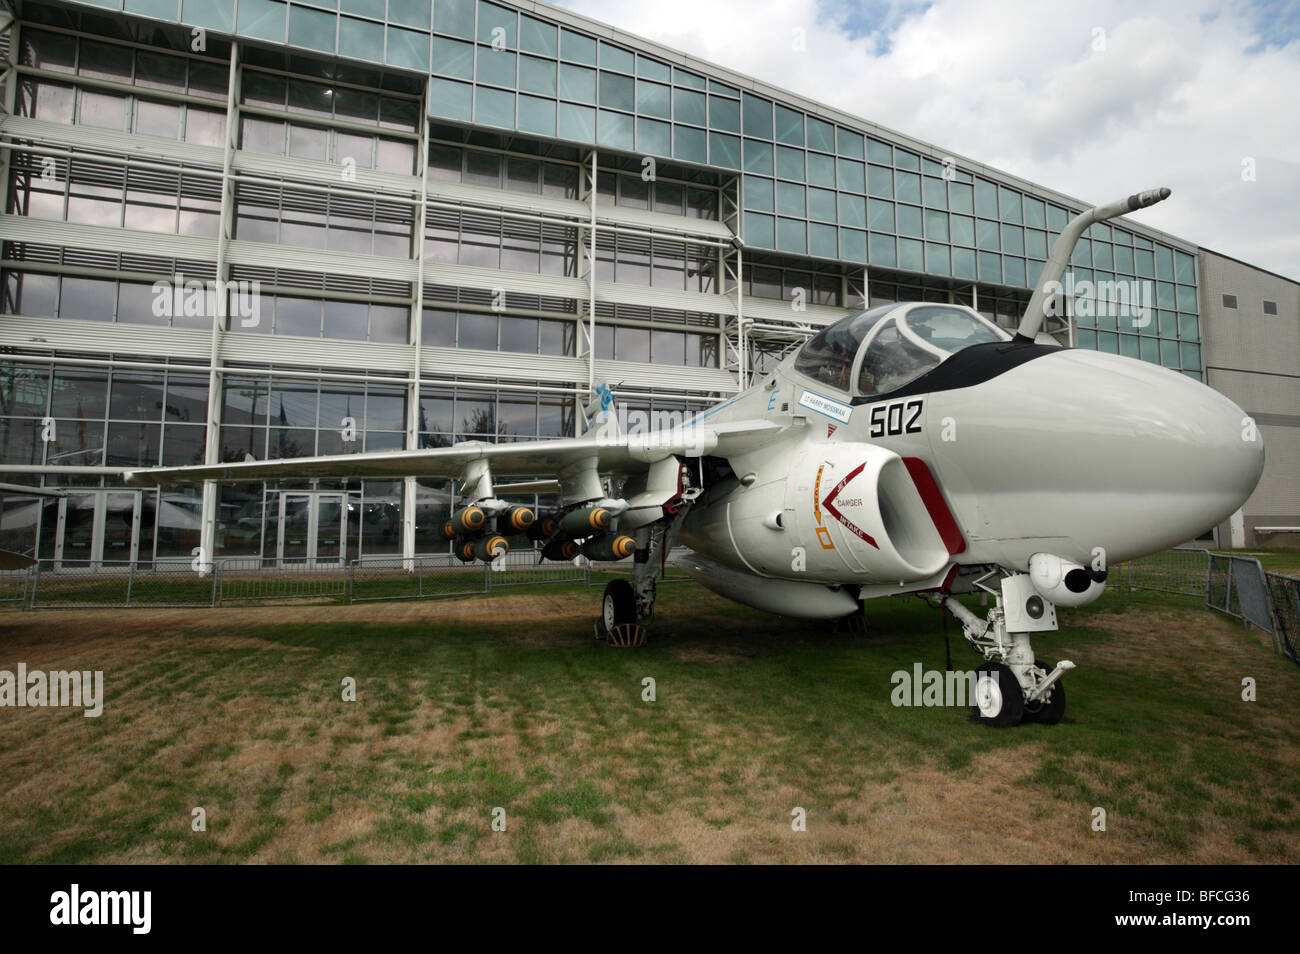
595,493,696,646
930,571,1074,728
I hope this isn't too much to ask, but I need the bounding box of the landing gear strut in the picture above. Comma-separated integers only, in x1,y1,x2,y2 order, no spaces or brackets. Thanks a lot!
595,490,696,645
930,571,1075,727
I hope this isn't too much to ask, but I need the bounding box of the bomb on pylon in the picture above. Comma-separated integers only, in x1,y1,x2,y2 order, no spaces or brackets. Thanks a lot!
527,513,561,541
541,539,581,561
581,534,636,561
558,506,612,538
499,505,535,533
450,505,486,535
472,535,509,562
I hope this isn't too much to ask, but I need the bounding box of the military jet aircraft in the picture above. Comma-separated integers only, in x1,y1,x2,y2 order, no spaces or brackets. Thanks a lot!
124,187,1265,727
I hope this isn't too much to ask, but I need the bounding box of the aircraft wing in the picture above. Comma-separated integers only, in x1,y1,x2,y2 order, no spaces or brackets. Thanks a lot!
122,419,784,489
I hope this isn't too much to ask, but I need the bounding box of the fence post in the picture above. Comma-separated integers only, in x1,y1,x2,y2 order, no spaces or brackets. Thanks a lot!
125,561,135,607
209,561,219,607
347,560,355,604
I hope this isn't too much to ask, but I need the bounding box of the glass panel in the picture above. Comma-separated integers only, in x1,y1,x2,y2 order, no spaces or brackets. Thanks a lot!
597,109,633,149
477,47,516,87
708,96,739,133
339,16,384,60
182,0,235,30
560,28,597,65
389,0,430,30
518,54,556,95
742,211,774,248
673,87,705,125
237,0,286,42
742,93,772,138
428,78,472,121
519,15,558,56
558,102,595,142
518,95,555,136
474,87,514,128
836,127,864,158
477,1,517,47
673,125,706,163
432,35,474,78
288,5,336,52
636,79,670,119
598,71,634,111
558,63,595,102
708,132,740,169
387,26,429,71
434,0,474,38
636,117,670,156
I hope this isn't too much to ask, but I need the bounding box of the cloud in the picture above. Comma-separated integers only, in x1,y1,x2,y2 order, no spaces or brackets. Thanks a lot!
556,0,1300,280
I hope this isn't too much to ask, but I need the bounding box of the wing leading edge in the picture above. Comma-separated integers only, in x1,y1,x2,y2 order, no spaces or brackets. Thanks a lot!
122,420,785,489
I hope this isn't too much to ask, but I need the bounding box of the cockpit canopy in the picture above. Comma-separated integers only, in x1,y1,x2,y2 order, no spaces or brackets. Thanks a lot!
792,303,1010,396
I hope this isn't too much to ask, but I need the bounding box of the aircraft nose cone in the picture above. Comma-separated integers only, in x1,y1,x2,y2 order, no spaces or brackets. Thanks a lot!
1073,350,1262,501
936,348,1265,561
1039,350,1264,551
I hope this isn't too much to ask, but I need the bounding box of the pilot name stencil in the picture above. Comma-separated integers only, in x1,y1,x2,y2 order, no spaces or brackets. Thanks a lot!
797,390,853,424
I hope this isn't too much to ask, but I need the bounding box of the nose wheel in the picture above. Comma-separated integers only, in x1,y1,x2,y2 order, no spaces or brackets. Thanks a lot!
1021,660,1067,724
973,661,1024,727
931,571,1074,728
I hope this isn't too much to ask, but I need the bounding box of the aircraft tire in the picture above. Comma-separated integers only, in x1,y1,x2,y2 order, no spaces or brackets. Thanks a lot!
973,661,1024,728
602,579,636,639
1021,662,1066,725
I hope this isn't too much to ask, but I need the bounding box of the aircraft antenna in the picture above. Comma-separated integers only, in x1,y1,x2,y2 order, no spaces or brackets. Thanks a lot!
1016,187,1171,343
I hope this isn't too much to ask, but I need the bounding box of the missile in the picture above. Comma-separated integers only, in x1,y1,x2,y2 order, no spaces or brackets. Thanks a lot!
527,513,561,541
558,506,612,538
450,504,486,535
472,535,509,562
499,505,535,533
581,534,636,562
454,539,477,563
441,519,457,540
541,539,581,561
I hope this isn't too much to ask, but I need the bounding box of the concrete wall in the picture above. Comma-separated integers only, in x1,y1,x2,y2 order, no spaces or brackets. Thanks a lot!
1198,249,1300,548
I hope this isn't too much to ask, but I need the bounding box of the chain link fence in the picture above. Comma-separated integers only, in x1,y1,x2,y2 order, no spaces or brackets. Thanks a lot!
0,568,33,606
1265,572,1299,661
27,560,216,609
1125,547,1297,663
215,558,348,604
1122,547,1210,597
1,548,647,610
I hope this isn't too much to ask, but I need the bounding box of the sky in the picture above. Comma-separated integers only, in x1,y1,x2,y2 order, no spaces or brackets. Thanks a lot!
555,0,1300,281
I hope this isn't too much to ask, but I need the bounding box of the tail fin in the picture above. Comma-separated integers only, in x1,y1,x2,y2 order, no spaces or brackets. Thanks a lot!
580,381,620,441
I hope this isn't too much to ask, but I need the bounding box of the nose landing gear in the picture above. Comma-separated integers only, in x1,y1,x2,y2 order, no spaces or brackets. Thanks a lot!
930,571,1075,727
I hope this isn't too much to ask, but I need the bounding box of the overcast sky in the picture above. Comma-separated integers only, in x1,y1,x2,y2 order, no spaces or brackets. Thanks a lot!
556,0,1300,281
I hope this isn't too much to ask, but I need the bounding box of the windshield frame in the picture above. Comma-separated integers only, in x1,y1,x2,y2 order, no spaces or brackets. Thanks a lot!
847,303,1010,398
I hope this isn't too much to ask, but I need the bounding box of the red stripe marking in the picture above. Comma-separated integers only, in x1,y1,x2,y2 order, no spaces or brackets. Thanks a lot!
902,457,966,555
940,563,959,592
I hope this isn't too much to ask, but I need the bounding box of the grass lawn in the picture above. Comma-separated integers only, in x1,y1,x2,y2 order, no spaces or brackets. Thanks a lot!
0,577,1296,864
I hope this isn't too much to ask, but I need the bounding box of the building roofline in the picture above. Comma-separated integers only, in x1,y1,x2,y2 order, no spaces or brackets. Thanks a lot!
1198,247,1300,287
513,0,1198,253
